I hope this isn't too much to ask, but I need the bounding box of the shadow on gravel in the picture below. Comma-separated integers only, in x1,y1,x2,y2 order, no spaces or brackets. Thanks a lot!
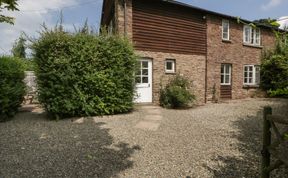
204,100,288,178
0,111,141,178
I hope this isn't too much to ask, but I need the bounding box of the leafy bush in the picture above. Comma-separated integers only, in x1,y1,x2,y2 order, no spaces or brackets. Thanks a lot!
268,88,288,98
22,59,36,71
160,74,195,108
32,29,137,119
261,31,288,97
261,54,288,90
0,56,25,121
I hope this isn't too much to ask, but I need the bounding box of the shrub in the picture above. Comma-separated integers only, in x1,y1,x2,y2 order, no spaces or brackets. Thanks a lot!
0,56,25,121
32,30,137,119
268,88,288,98
160,74,195,108
261,54,288,91
22,59,36,71
260,31,288,97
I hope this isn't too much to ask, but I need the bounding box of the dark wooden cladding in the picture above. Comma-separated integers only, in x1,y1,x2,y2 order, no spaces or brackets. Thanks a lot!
220,85,232,99
132,0,207,55
101,0,114,26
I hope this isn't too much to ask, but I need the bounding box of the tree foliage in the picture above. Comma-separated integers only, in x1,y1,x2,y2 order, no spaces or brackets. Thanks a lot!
254,18,280,28
0,56,25,122
31,26,137,119
261,31,288,97
0,0,19,24
12,34,26,58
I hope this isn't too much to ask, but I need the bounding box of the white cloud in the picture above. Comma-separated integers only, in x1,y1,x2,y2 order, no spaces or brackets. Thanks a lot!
261,0,283,10
0,0,83,55
278,16,288,29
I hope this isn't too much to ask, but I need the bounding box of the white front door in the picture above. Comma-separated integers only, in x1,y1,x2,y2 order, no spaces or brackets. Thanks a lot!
134,59,152,103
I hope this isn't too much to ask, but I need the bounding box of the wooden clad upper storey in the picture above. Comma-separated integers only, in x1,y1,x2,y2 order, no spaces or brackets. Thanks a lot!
132,0,207,55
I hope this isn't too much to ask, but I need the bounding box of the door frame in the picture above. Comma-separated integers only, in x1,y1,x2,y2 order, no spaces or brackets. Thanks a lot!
134,58,153,103
220,63,232,99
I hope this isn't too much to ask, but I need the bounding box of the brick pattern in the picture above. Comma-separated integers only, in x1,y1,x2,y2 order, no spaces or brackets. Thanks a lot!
115,0,133,39
206,15,275,101
136,50,206,104
113,1,276,104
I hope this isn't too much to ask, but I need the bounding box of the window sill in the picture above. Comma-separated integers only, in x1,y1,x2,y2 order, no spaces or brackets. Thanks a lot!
222,39,232,43
165,71,176,75
243,85,260,89
243,43,263,49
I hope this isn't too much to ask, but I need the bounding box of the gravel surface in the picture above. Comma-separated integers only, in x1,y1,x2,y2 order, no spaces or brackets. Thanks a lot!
0,98,287,178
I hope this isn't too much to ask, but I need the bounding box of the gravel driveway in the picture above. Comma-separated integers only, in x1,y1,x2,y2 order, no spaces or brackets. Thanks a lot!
0,98,287,178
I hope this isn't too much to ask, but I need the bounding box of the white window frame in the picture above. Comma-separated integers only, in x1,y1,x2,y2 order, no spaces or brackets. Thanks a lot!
243,65,260,85
243,25,261,46
165,59,176,73
222,19,230,41
221,64,232,85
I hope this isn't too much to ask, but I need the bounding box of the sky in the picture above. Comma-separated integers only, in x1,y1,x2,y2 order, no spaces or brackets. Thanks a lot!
0,0,287,55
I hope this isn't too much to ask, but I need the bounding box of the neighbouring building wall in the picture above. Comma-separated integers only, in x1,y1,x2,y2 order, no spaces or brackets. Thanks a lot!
136,51,206,104
206,15,276,101
115,0,133,38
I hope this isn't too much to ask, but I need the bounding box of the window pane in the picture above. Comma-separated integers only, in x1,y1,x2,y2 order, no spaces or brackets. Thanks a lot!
221,65,224,73
251,29,255,44
244,78,248,84
225,74,230,84
223,33,228,39
249,78,253,83
225,65,230,73
244,72,248,77
221,74,225,84
166,61,173,70
142,69,148,75
222,20,229,40
244,26,250,43
244,66,248,72
136,69,141,76
136,77,141,84
223,22,228,32
142,77,148,83
142,61,148,68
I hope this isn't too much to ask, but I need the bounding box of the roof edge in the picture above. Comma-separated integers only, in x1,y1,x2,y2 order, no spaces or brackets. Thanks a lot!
163,0,280,30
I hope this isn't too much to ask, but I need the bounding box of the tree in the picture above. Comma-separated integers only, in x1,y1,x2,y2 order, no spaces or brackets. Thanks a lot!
12,35,26,58
0,0,19,24
253,18,280,28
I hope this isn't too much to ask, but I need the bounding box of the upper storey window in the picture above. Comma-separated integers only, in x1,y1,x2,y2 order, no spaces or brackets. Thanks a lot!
243,25,261,46
222,19,230,41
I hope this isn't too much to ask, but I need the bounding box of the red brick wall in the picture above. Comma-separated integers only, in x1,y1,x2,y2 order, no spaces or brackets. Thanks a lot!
136,51,206,104
113,1,276,104
206,15,275,101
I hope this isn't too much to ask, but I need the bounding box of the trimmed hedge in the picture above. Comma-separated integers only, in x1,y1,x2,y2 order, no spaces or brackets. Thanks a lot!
160,74,195,109
32,31,137,119
0,56,25,121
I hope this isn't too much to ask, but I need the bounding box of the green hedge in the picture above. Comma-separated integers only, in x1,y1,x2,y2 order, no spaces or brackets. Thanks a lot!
0,56,25,121
260,31,288,97
268,88,288,98
160,74,195,109
261,54,288,91
32,31,137,119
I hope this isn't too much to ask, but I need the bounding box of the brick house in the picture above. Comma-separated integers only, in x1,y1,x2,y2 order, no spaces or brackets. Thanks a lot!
101,0,276,104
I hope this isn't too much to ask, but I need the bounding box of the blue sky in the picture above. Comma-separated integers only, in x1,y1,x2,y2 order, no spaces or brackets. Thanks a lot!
0,0,287,55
